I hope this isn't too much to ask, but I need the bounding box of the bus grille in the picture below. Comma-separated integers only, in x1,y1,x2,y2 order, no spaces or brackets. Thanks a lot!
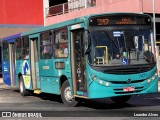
110,79,145,84
103,66,153,74
91,63,156,75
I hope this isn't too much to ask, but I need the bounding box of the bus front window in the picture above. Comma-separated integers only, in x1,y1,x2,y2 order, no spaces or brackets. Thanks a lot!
88,29,154,66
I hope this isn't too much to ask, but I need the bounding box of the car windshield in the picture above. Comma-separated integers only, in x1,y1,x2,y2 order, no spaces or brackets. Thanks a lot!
88,29,154,66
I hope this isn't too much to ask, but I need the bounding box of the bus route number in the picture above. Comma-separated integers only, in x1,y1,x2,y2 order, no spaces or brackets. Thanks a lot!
97,19,109,25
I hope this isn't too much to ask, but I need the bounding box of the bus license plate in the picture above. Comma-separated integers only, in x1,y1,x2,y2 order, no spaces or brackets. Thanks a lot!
123,87,135,92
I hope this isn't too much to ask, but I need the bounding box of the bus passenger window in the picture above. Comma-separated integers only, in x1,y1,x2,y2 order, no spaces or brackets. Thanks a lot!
2,42,9,61
54,43,68,58
64,47,68,57
16,38,22,60
23,49,29,59
41,46,52,59
54,28,68,58
40,31,53,59
22,36,29,60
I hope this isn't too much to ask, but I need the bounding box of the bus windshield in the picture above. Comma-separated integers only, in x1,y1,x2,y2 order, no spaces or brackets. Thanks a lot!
88,29,154,66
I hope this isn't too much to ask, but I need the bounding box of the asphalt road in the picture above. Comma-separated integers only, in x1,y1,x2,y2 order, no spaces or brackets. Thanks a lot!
0,78,160,120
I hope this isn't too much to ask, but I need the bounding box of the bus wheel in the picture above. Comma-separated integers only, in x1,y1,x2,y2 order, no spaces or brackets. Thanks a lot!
19,77,29,96
61,81,78,107
111,95,131,104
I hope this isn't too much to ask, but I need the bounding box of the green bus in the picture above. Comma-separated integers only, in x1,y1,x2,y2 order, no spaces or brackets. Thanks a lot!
2,13,158,106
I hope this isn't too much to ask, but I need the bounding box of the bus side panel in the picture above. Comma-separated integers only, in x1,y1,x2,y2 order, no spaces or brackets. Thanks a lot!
88,77,158,98
16,61,23,75
16,60,33,90
3,73,11,86
39,60,54,76
41,77,60,94
15,60,23,88
2,61,11,86
39,59,71,94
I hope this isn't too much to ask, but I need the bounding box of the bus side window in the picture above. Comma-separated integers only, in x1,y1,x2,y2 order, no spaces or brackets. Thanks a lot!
40,30,53,59
22,36,29,59
23,48,29,59
54,28,68,58
55,44,63,57
55,43,68,58
64,44,68,57
2,42,9,61
41,46,52,59
16,38,22,60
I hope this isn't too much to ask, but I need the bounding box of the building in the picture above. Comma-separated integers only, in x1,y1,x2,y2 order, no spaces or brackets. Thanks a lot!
45,0,160,75
0,0,44,38
1,0,160,75
45,0,160,34
1,0,160,37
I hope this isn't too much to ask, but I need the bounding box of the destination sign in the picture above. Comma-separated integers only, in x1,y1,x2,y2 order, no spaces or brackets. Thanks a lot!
89,14,151,26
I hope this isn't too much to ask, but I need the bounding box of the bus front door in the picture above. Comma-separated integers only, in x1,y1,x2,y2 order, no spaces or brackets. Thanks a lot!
30,37,40,90
9,43,16,86
71,29,87,95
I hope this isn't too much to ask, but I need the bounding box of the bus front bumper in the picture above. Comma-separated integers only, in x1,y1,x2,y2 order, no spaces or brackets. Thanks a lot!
88,76,158,99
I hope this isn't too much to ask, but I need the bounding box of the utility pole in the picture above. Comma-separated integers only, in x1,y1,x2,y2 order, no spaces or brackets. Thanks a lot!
153,0,156,43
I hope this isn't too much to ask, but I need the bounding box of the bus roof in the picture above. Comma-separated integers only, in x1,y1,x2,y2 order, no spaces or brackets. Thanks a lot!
21,12,151,36
2,33,22,42
21,17,85,36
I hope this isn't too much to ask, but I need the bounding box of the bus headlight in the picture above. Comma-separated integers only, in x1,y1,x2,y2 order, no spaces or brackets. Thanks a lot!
90,74,97,80
147,79,151,83
105,82,109,86
89,74,110,86
99,80,103,84
92,76,97,80
155,72,158,76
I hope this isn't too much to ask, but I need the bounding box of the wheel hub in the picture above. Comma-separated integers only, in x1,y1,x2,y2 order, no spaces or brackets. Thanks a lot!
64,87,74,102
20,81,24,93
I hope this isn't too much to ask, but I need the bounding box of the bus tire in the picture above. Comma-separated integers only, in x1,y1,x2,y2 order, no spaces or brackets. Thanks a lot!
61,81,78,107
111,95,131,104
19,76,29,96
